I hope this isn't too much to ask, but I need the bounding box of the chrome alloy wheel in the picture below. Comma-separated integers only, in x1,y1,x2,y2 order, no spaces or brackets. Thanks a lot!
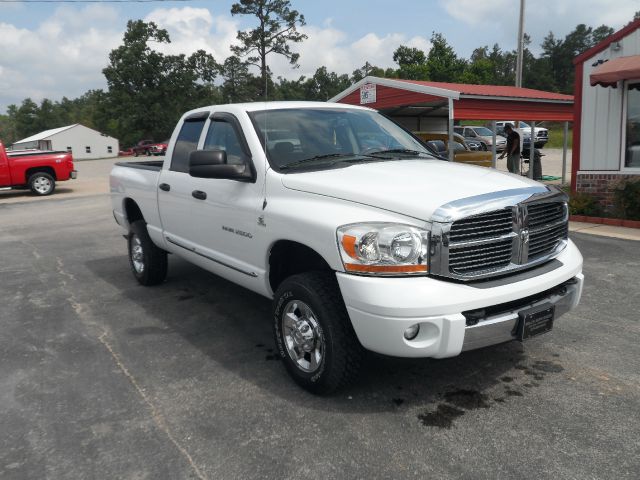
131,234,145,274
33,176,52,194
282,300,324,373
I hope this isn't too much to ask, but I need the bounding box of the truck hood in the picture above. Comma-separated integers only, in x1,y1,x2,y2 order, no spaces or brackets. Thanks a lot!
281,159,542,221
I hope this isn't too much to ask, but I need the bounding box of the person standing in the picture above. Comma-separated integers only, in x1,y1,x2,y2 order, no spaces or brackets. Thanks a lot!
498,124,521,174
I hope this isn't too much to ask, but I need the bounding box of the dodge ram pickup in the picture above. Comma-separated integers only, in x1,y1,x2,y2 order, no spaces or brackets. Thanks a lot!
110,102,584,394
1,142,76,196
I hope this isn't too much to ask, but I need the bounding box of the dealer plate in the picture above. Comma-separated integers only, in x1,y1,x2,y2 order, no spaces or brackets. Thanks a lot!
516,304,555,341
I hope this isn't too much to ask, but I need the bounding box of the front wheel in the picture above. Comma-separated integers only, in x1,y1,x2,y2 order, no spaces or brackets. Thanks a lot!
128,220,168,286
273,272,364,394
29,172,55,196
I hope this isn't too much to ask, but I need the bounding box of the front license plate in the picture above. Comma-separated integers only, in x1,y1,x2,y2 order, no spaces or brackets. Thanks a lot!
516,304,555,341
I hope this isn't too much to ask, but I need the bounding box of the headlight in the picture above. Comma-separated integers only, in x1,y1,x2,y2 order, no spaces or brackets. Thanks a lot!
337,223,429,275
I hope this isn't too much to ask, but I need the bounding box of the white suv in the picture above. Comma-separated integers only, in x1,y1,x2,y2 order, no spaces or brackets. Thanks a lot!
495,121,549,148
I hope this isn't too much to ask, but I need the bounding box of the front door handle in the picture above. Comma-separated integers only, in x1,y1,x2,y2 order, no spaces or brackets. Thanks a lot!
192,190,207,200
159,183,171,192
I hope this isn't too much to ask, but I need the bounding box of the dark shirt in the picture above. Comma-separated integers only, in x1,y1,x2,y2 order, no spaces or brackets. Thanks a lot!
506,130,520,155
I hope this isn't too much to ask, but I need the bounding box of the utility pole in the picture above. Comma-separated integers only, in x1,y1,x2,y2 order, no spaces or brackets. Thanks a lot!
515,0,525,88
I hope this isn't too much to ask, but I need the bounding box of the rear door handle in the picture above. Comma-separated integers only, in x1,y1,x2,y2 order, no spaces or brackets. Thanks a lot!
159,183,171,192
192,190,207,200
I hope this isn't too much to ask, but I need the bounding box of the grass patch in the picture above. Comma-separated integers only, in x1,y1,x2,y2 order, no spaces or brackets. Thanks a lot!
545,126,573,149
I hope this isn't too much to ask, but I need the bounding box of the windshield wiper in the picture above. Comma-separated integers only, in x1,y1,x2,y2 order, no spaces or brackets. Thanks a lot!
279,153,361,170
365,148,426,156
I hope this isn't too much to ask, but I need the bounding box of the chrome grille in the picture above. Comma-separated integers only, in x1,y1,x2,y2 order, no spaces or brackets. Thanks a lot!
529,223,568,258
527,202,568,259
449,238,513,275
448,209,514,275
528,202,565,228
449,209,513,242
438,197,568,280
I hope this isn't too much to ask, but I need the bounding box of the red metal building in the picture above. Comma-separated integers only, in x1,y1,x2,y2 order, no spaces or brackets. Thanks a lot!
330,76,574,176
572,18,640,207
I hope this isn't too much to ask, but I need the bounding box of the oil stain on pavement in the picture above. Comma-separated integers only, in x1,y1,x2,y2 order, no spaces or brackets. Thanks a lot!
416,357,564,429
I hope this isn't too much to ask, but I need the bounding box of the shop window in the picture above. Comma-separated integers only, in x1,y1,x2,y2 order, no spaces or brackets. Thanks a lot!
625,82,640,168
86,146,91,154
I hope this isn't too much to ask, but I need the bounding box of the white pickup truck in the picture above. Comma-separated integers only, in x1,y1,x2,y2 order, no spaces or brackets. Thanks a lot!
110,101,584,394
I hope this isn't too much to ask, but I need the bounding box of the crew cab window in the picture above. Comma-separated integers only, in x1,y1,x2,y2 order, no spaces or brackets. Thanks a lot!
203,120,246,165
170,118,207,173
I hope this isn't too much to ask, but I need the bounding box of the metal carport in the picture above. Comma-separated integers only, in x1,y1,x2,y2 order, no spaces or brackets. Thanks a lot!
329,76,574,180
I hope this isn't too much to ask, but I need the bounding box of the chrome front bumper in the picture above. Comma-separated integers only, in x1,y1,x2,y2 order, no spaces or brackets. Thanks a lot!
461,273,584,351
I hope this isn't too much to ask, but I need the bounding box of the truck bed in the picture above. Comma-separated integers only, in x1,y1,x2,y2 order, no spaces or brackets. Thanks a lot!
115,160,163,171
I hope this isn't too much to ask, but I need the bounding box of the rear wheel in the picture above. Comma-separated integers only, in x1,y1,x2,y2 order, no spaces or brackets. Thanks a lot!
273,272,364,394
29,172,55,196
128,220,168,286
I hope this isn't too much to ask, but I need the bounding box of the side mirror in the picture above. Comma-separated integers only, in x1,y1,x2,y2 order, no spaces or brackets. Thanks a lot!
188,150,252,181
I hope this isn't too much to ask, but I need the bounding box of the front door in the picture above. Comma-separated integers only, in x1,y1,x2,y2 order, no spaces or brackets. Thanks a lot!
186,113,263,279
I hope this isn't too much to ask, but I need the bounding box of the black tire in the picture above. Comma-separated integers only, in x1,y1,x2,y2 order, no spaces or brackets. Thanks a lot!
145,149,151,156
134,150,139,157
29,172,55,196
128,220,168,286
273,272,364,394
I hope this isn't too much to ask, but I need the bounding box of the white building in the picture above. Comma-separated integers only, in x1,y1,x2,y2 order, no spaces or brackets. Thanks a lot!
573,18,640,211
10,124,119,160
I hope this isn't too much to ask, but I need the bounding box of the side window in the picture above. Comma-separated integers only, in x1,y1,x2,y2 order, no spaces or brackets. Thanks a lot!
203,120,247,165
170,118,207,173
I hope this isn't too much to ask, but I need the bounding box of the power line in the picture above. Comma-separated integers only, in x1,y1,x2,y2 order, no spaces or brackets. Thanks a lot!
0,0,193,3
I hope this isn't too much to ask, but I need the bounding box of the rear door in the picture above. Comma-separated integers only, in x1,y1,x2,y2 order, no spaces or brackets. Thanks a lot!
156,112,209,249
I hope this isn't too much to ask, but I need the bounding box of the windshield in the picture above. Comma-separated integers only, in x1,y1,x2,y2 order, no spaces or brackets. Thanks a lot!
471,127,495,136
250,108,433,171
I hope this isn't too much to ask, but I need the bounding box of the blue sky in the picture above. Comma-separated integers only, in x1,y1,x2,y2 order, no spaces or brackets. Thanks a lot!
0,0,638,113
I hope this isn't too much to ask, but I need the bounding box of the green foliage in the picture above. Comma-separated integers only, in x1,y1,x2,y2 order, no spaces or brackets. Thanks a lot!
569,191,602,216
351,62,387,82
425,32,466,82
102,20,220,146
392,46,429,80
541,24,615,93
220,56,259,103
614,179,640,220
231,0,306,98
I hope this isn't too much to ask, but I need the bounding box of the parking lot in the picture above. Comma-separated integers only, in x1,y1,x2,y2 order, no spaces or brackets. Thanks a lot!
1,158,639,479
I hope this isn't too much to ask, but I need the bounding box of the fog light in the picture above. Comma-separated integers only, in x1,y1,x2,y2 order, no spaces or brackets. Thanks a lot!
403,324,420,340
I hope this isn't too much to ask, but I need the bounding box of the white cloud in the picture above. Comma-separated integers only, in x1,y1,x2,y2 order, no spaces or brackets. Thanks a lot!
440,0,510,26
144,7,239,60
439,0,638,53
144,8,431,79
248,25,431,80
0,5,432,111
4,1,634,113
0,5,122,110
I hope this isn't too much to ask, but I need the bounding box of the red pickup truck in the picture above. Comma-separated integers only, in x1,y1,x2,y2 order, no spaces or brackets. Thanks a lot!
0,142,77,196
131,140,155,157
